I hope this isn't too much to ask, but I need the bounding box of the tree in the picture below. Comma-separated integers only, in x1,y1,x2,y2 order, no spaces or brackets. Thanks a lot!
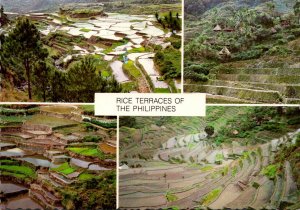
0,5,9,26
66,56,121,102
2,18,48,100
294,0,300,24
205,125,215,137
266,2,275,17
33,61,52,102
155,12,159,21
50,69,67,102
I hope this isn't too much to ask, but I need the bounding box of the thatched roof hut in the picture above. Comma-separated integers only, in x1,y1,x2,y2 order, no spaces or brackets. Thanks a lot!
213,24,222,32
218,47,231,56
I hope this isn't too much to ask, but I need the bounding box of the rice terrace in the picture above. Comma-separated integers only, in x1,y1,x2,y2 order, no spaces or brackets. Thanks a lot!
184,0,300,104
0,0,182,102
0,105,116,209
119,107,300,209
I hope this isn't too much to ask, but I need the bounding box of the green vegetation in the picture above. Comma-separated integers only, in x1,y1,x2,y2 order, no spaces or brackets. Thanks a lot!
154,47,181,80
128,47,146,53
155,11,181,33
1,17,122,102
67,147,106,159
83,135,102,143
79,28,91,32
261,164,280,179
200,165,213,172
123,60,142,79
52,162,76,175
0,164,36,179
200,187,222,206
60,170,116,209
184,0,300,103
80,105,94,115
78,172,96,181
1,17,48,100
166,191,178,202
90,118,117,129
0,5,9,26
154,88,171,93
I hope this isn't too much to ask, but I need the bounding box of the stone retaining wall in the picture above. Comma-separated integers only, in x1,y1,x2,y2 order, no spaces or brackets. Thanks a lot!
22,123,52,132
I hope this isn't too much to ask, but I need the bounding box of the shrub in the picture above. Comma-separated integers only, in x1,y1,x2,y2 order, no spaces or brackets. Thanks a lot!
205,125,215,136
83,135,102,143
234,49,263,60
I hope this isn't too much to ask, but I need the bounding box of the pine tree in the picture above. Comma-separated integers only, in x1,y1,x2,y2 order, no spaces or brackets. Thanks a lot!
0,5,9,26
66,56,121,102
33,61,52,102
2,18,48,100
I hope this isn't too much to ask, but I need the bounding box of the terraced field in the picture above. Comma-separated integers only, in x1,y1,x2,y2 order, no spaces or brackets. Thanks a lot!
1,3,182,101
119,108,300,209
185,63,300,104
0,105,116,209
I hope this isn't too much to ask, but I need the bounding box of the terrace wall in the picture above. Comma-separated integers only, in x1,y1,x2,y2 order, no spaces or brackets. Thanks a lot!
22,124,52,132
40,110,82,122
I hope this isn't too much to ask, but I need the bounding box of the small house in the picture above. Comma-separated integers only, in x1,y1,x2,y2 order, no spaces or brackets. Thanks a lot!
213,24,222,32
218,47,231,56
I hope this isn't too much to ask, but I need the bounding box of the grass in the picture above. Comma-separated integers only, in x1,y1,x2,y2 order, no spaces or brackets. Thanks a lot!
0,165,36,177
122,82,138,92
78,172,96,181
123,60,142,79
201,187,222,206
166,191,178,202
40,106,74,114
67,147,105,159
80,28,91,32
80,105,94,114
101,70,110,77
232,166,238,177
261,164,280,179
154,88,170,93
128,47,145,53
200,165,213,172
26,114,77,127
52,162,76,175
0,115,32,124
0,159,18,164
1,171,27,179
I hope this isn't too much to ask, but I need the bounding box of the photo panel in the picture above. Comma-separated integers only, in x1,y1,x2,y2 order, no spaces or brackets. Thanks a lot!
0,0,182,103
119,106,300,209
184,0,300,104
0,104,116,209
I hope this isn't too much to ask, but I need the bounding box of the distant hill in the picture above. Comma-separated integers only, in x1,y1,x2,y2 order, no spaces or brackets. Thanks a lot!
1,0,109,13
185,0,296,19
1,0,180,13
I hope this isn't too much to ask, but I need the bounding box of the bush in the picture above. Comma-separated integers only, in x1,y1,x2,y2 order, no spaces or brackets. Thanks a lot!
287,117,300,125
83,135,102,143
234,49,263,60
205,125,215,136
91,119,117,129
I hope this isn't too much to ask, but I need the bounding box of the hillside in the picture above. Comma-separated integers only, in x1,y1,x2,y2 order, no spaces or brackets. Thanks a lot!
184,0,300,103
0,1,181,102
119,107,300,209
